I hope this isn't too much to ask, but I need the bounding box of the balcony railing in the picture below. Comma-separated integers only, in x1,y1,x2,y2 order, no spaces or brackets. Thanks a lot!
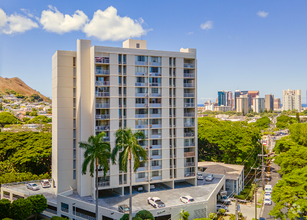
184,103,195,107
149,72,161,77
135,82,148,86
45,208,57,215
149,83,161,87
96,103,110,108
151,166,162,170
184,112,195,117
184,172,195,177
184,133,195,137
135,124,147,129
151,145,162,149
184,93,195,97
135,61,148,65
151,176,162,181
135,177,148,183
75,212,96,220
150,93,161,97
184,151,195,157
61,207,69,213
136,104,148,108
184,142,195,147
149,62,161,66
95,92,110,97
184,73,195,78
95,125,110,131
185,162,195,167
149,103,161,108
150,134,162,139
135,114,148,118
184,83,195,87
98,181,110,187
150,124,161,128
135,72,148,76
136,167,148,172
95,69,110,75
135,93,148,97
150,114,161,118
184,63,195,68
95,81,110,86
96,114,110,119
184,123,195,127
96,57,109,63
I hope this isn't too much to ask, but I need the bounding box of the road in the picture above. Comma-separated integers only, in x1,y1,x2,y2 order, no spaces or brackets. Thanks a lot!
260,162,281,219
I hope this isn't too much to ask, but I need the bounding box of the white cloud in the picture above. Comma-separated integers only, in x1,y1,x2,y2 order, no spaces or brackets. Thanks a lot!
200,21,213,30
187,32,193,35
40,5,88,34
83,6,146,41
21,8,34,18
257,11,268,18
0,8,38,34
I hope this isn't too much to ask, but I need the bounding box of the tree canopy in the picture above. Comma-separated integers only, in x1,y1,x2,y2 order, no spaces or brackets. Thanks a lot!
0,112,19,128
276,115,297,129
27,115,51,124
253,116,270,130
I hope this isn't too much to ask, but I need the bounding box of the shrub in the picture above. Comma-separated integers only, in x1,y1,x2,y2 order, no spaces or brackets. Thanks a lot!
120,214,129,220
28,194,48,219
180,210,190,220
0,199,11,219
135,210,154,220
51,217,69,220
10,198,32,220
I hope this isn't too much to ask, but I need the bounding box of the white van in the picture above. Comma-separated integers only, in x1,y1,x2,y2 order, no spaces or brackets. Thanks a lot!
265,185,273,194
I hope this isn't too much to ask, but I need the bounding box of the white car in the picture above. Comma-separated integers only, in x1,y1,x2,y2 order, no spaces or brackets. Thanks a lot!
41,179,51,188
180,195,195,204
216,204,229,212
27,183,40,191
197,173,204,180
147,197,165,208
264,198,272,205
264,193,271,200
265,185,273,194
205,174,214,182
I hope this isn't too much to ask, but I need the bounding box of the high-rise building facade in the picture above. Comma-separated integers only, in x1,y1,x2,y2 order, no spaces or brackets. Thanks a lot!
265,94,274,111
52,39,198,199
218,90,226,106
274,98,281,110
234,90,241,110
236,95,249,114
282,89,301,112
248,91,259,106
252,96,265,113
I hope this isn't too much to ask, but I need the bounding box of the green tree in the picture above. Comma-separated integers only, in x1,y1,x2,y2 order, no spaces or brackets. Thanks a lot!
28,115,52,124
120,214,129,220
180,210,190,220
23,117,31,123
253,116,270,130
0,199,11,219
10,198,32,220
0,103,2,110
79,132,111,220
273,136,296,154
135,210,154,220
269,166,307,219
112,128,147,220
0,112,19,128
28,194,47,220
276,115,297,129
29,111,38,116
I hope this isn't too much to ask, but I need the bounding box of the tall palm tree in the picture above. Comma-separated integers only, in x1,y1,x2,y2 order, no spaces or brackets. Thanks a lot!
79,132,111,220
112,128,147,220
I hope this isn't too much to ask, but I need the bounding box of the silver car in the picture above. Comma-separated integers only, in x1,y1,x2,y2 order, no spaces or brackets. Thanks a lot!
118,205,129,213
205,174,214,181
27,183,40,191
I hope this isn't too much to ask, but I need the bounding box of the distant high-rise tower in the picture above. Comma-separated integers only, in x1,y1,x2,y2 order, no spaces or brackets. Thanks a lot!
282,89,301,112
236,94,249,114
265,94,274,111
234,90,241,110
248,91,259,106
218,90,226,106
274,98,281,110
253,96,265,113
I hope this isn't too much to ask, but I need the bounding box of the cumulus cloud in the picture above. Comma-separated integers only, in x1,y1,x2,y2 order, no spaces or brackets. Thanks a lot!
40,5,88,34
0,8,38,34
200,21,213,30
257,11,268,18
83,6,146,41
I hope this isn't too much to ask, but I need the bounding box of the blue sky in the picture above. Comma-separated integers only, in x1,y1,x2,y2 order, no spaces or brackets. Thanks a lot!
1,0,307,104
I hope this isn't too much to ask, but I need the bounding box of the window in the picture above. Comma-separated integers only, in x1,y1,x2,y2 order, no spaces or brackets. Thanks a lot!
123,65,126,74
73,78,76,87
73,67,76,77
73,149,76,159
73,109,76,117
118,66,122,74
73,119,76,128
169,58,172,66
119,76,121,84
123,55,126,64
138,172,145,178
119,87,122,95
118,54,122,64
73,170,76,180
73,57,76,66
73,160,76,169
173,58,176,66
73,129,76,138
73,139,76,148
73,98,76,107
136,43,140,48
135,66,148,73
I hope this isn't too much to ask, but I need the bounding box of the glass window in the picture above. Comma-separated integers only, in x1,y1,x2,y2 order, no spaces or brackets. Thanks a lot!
73,170,76,180
123,55,126,64
118,54,121,64
73,139,76,148
119,76,121,84
73,149,76,159
136,43,140,48
169,58,172,66
73,78,76,87
118,66,122,74
73,98,76,107
73,119,76,128
73,109,76,117
73,160,76,169
73,129,76,138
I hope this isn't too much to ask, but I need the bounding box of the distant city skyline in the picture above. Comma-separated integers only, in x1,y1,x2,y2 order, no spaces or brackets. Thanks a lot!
1,1,307,104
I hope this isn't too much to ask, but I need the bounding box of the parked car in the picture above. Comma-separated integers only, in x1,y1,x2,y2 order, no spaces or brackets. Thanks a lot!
197,173,204,180
27,183,40,191
147,197,165,208
264,193,271,200
264,198,272,205
150,185,155,190
118,205,129,213
180,195,195,204
265,185,273,194
216,204,229,212
41,179,51,188
205,174,214,182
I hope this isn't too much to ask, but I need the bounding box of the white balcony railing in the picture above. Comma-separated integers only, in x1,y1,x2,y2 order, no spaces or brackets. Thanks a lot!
149,103,161,108
135,114,148,118
184,133,195,137
184,123,195,127
135,72,147,76
184,103,195,107
135,61,148,66
95,81,110,86
150,93,161,97
184,73,195,78
96,103,110,108
135,104,148,108
149,83,161,87
95,125,110,131
150,124,161,129
151,166,162,170
135,93,148,97
184,113,195,117
184,93,195,97
149,62,161,66
95,69,110,75
149,72,161,77
95,92,110,97
135,124,147,129
96,114,110,119
135,83,148,87
184,142,195,147
184,63,195,68
151,134,162,139
150,114,161,118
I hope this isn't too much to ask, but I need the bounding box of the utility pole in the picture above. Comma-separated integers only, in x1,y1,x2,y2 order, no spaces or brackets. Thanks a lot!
251,167,258,220
235,198,238,220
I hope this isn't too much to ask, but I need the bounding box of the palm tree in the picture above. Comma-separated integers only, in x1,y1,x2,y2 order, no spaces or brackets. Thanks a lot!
112,128,147,220
79,132,111,220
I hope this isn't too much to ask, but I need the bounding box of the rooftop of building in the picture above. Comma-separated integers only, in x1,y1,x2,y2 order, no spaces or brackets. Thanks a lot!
198,161,244,180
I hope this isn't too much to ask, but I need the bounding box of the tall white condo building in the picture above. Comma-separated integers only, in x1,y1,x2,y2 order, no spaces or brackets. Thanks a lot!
282,89,301,112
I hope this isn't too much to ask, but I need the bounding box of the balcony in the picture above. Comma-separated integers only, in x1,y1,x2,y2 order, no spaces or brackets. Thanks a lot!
135,61,148,66
135,93,148,97
184,83,195,87
95,81,110,86
149,62,161,66
184,172,195,177
136,167,148,172
150,124,161,129
150,114,161,118
184,73,195,78
75,211,96,220
184,123,195,127
150,134,162,139
184,151,195,157
184,93,195,97
151,176,162,181
95,92,110,97
185,162,195,167
184,142,195,147
135,177,148,183
151,166,162,170
135,124,147,129
151,145,162,149
135,82,148,87
135,114,148,118
184,63,195,68
136,104,148,108
150,93,161,97
184,103,195,108
149,72,161,77
135,72,148,76
149,83,161,87
95,69,110,75
184,132,195,137
149,103,161,108
95,103,110,108
96,57,109,64
96,114,110,119
184,112,195,117
95,125,110,131
98,181,110,187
